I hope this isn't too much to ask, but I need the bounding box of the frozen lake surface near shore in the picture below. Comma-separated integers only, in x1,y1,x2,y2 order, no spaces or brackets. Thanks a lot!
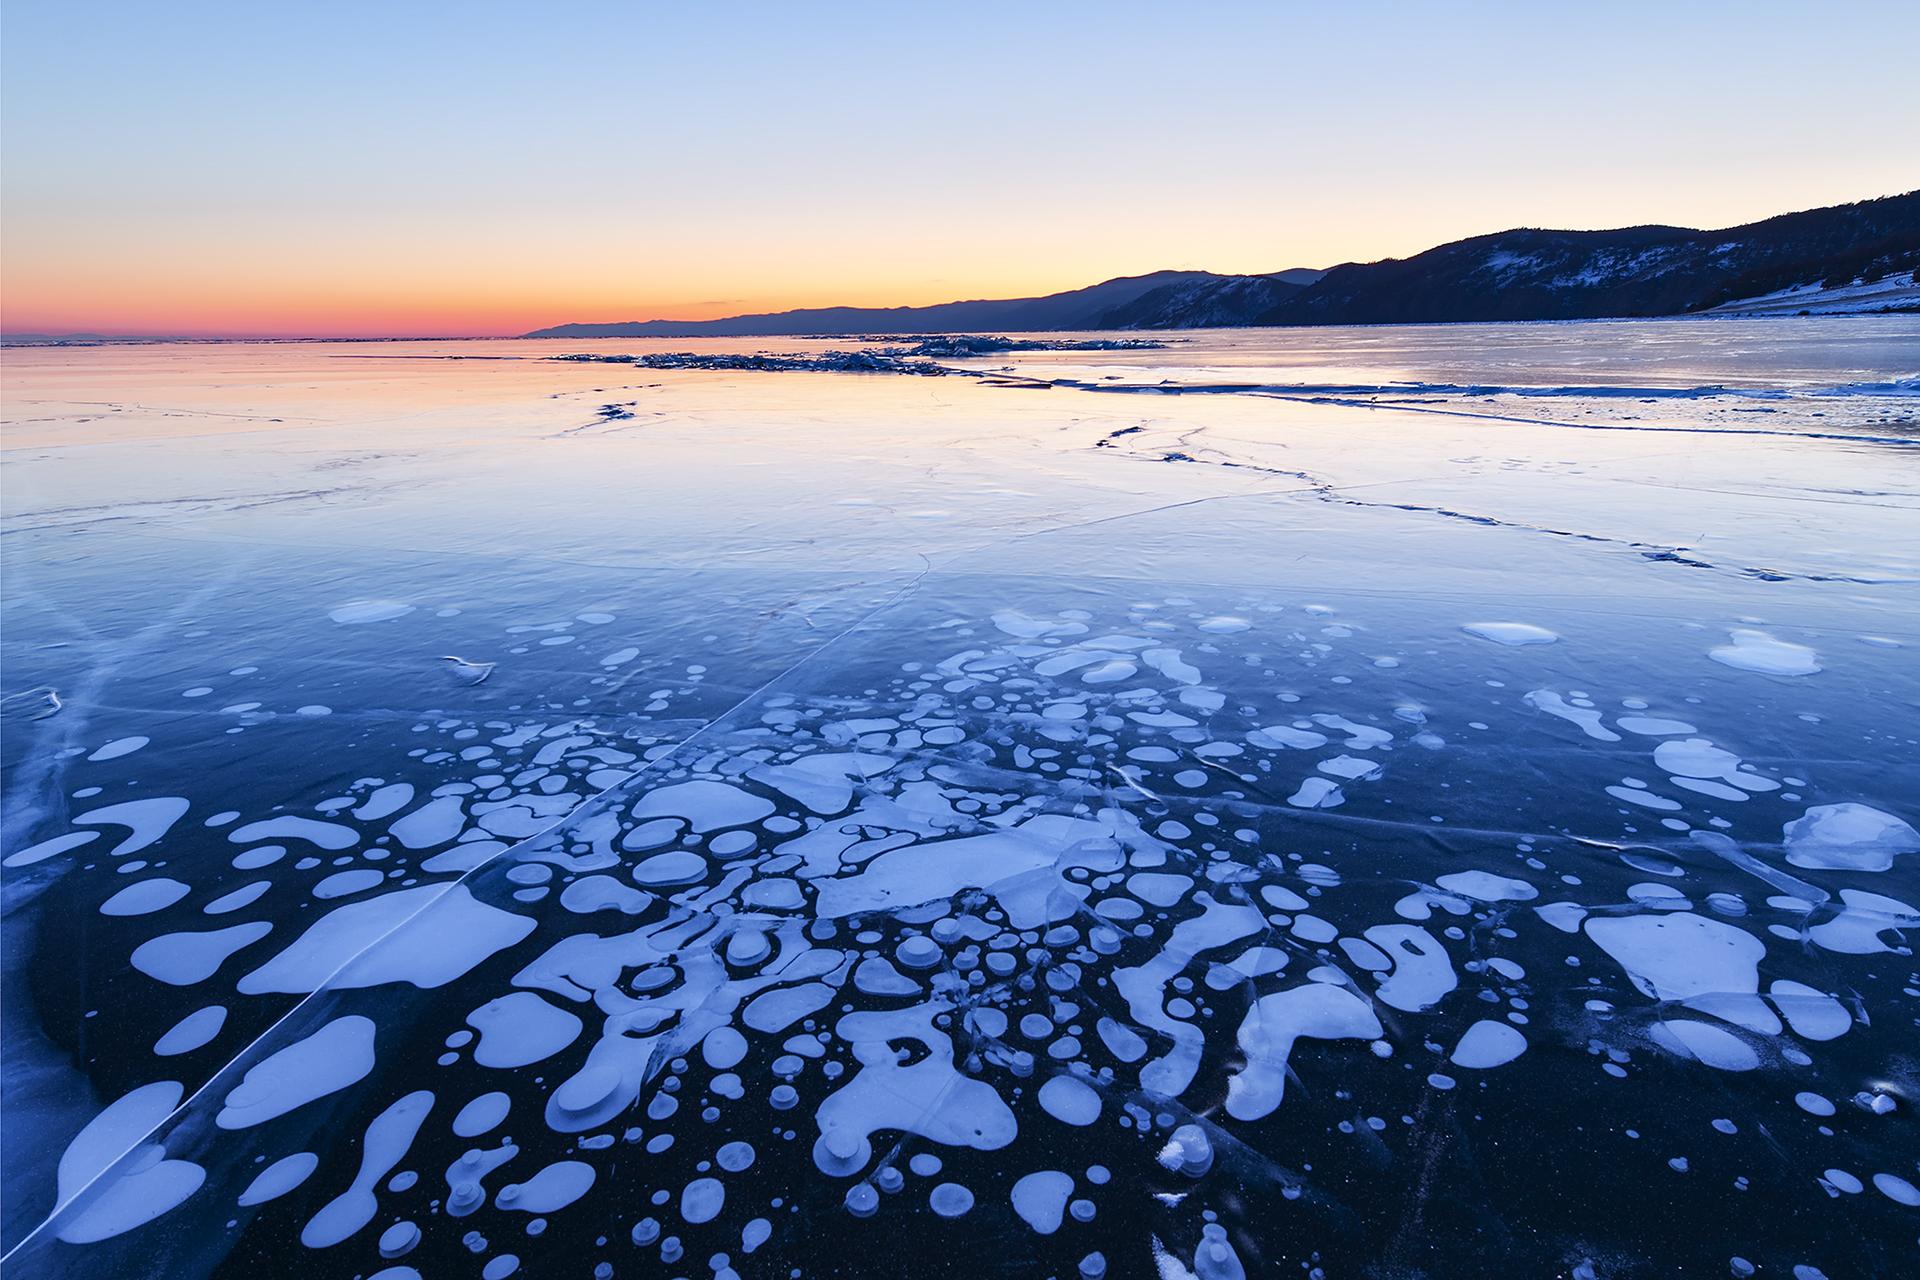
3,318,1918,1278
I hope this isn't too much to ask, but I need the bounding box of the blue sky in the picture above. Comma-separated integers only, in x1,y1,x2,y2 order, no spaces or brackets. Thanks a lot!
3,1,1914,334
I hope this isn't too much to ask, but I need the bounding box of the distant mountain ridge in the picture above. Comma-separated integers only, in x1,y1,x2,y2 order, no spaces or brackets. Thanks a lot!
523,269,1323,338
525,191,1919,337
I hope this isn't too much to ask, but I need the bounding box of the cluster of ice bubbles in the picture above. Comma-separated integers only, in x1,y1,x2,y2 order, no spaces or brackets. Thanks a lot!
7,598,1917,1278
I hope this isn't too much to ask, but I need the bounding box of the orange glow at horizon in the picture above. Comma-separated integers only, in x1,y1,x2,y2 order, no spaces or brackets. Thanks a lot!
10,175,1913,340
2,233,1277,338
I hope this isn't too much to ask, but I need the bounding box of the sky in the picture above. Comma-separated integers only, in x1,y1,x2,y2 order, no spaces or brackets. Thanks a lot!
3,1,1916,338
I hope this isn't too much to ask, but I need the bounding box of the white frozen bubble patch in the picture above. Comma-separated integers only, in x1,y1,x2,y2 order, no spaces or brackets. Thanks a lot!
1462,621,1559,646
1709,628,1820,676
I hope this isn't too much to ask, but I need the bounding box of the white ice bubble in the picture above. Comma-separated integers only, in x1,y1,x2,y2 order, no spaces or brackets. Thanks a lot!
1708,628,1820,676
633,850,709,885
239,884,534,993
1011,1170,1074,1234
132,921,273,985
631,780,773,833
1874,1173,1920,1206
238,1152,319,1206
353,783,415,822
680,1176,725,1224
155,1004,227,1056
1655,738,1777,798
1227,982,1382,1120
1782,803,1917,873
389,796,467,849
88,736,150,762
1286,777,1344,809
75,797,190,857
52,1080,205,1243
1449,1020,1527,1069
314,869,385,899
231,844,287,871
1037,1076,1101,1126
1525,690,1620,742
1128,873,1194,908
815,1001,1017,1173
1318,755,1382,781
1363,925,1457,1012
929,1182,975,1217
1768,980,1851,1041
814,814,1113,924
468,992,582,1068
992,610,1088,639
1586,913,1771,1031
1807,889,1919,955
1158,1123,1214,1177
453,1091,512,1137
301,1091,434,1248
1649,1020,1759,1071
328,600,414,624
2,830,100,868
228,816,358,851
744,983,834,1032
1435,870,1537,903
1462,622,1558,646
1247,725,1328,751
1617,716,1697,737
217,1015,377,1129
101,877,191,916
497,1160,597,1214
703,1026,749,1070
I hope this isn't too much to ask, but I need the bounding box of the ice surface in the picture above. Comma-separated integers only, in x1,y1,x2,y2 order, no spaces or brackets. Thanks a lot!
4,320,1917,1277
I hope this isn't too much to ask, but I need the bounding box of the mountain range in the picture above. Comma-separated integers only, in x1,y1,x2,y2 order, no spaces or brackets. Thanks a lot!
526,190,1919,337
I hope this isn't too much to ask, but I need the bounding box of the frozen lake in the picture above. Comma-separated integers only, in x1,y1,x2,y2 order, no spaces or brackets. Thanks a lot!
3,318,1918,1278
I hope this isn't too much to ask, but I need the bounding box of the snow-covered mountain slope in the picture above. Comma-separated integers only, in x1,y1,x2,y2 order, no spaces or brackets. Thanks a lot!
1709,270,1920,316
1132,191,1920,328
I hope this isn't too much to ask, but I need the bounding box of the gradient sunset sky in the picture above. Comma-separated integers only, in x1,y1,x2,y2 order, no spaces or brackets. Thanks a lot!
3,1,1915,338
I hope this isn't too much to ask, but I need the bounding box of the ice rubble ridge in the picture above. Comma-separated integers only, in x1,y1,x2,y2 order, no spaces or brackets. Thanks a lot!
554,350,954,375
858,335,1169,356
551,335,1168,376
